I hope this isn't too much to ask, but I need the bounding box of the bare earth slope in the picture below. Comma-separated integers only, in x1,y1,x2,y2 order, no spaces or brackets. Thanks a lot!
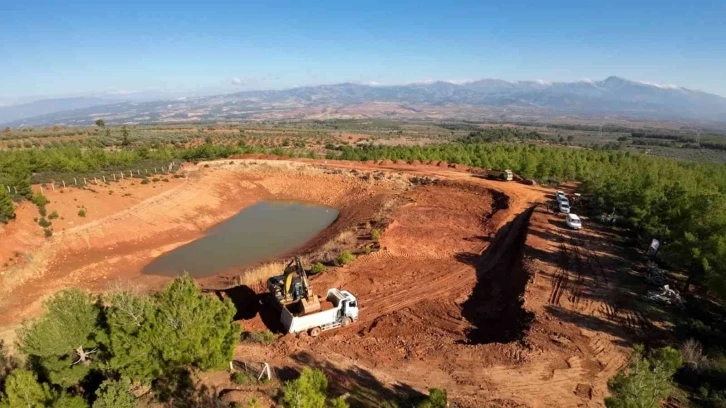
0,159,633,407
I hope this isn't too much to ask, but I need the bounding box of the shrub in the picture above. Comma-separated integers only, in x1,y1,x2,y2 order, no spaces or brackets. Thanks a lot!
606,345,682,408
38,217,51,228
283,367,327,408
140,178,149,185
231,371,253,386
337,251,355,266
77,209,86,217
93,378,135,408
31,192,49,207
364,247,372,255
48,210,59,219
38,206,47,217
310,262,325,274
44,228,53,238
371,229,382,241
0,187,15,223
329,396,350,408
244,330,276,345
416,388,447,408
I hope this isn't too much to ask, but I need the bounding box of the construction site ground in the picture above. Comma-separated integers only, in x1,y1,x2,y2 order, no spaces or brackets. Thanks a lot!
0,158,641,407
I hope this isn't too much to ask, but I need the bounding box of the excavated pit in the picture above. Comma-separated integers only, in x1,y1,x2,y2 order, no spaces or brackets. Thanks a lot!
459,206,535,344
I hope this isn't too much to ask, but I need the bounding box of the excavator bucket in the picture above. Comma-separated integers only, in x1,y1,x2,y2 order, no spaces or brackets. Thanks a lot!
301,296,321,314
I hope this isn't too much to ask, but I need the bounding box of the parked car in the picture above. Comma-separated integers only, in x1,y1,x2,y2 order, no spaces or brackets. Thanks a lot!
559,201,571,214
556,190,567,200
566,213,582,229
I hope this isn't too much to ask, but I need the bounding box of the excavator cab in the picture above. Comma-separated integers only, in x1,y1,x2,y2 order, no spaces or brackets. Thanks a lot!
266,256,321,314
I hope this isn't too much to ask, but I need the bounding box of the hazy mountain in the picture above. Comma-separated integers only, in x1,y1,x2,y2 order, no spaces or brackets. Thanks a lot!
0,97,120,124
4,76,726,126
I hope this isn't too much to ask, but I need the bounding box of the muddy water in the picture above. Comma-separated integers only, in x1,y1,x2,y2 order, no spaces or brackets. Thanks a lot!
143,201,339,277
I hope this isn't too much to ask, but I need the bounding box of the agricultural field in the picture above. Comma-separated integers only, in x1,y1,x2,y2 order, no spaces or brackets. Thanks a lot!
0,120,725,407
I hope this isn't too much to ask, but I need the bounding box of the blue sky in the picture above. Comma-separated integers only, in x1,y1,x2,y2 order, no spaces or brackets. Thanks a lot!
1,0,725,104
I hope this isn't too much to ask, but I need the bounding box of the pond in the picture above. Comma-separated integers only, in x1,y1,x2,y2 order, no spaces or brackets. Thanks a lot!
143,201,339,277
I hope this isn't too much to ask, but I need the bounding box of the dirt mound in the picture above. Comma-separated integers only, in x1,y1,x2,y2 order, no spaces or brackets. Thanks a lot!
378,159,394,166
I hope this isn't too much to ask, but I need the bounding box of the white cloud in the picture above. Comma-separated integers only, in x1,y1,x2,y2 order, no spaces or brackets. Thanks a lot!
230,77,242,85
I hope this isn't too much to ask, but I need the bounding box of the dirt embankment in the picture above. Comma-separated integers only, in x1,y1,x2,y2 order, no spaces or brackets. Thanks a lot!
231,164,631,408
0,161,409,334
1,158,633,407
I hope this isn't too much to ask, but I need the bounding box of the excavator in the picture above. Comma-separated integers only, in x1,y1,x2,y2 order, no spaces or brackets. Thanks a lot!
266,256,321,315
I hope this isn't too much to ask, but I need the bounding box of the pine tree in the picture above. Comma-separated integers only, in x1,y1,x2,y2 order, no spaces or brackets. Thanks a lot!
0,369,53,408
52,393,89,408
17,289,105,387
93,378,135,408
605,345,682,408
282,367,328,408
107,274,241,383
0,186,14,223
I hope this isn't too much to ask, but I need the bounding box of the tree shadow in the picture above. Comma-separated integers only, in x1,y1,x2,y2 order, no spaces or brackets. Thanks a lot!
289,351,426,407
211,286,286,333
215,285,259,320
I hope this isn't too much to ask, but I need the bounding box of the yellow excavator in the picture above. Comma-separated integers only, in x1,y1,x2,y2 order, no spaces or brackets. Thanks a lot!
266,256,321,314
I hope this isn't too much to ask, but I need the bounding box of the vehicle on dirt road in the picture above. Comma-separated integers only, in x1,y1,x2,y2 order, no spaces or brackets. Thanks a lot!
566,214,582,229
281,288,359,336
556,190,567,200
486,169,514,181
559,201,571,214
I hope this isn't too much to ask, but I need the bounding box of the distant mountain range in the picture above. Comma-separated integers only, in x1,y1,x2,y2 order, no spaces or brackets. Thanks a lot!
3,76,726,126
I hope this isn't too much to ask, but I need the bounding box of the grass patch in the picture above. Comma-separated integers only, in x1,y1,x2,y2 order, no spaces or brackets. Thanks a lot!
321,230,357,252
337,251,356,266
310,262,325,274
231,371,255,386
243,330,276,345
238,261,286,287
372,229,382,241
31,192,49,207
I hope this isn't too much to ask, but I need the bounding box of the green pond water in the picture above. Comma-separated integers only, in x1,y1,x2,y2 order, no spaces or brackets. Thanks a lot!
143,201,339,277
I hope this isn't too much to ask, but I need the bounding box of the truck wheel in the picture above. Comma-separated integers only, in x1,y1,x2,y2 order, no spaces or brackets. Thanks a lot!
309,327,321,337
342,317,352,327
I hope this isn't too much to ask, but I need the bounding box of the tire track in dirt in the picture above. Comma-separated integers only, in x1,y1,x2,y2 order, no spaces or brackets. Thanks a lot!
549,244,570,305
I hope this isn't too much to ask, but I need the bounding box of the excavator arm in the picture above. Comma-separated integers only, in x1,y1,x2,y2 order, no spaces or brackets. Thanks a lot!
279,256,320,314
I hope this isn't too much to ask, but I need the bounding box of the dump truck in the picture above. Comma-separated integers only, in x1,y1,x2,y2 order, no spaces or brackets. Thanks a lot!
280,288,359,337
486,169,514,181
